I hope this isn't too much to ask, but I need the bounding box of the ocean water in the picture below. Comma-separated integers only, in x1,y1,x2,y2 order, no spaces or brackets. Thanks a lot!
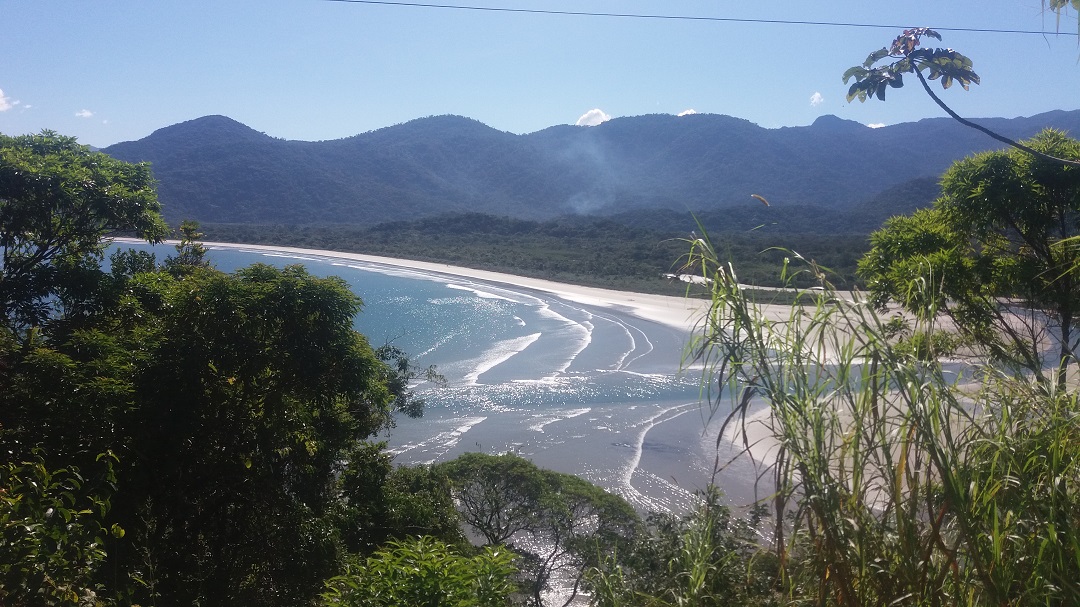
112,243,762,513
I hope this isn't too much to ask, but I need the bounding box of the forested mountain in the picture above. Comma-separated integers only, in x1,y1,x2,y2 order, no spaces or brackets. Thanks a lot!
103,110,1080,226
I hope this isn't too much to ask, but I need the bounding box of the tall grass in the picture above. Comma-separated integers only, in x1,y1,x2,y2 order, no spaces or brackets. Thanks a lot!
680,233,1080,607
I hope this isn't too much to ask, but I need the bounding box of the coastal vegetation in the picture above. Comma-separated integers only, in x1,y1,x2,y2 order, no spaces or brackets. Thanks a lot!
628,129,1080,606
198,215,870,293
670,244,1080,605
5,85,1080,607
860,129,1080,387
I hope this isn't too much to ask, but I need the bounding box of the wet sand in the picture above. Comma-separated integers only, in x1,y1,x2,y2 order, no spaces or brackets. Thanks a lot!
117,239,791,509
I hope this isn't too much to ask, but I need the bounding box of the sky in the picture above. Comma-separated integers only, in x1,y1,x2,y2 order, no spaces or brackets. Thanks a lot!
2,1,1079,147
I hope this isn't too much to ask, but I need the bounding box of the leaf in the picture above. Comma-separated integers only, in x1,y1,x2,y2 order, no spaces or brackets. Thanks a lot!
846,83,859,102
846,82,868,103
863,47,890,68
843,66,867,84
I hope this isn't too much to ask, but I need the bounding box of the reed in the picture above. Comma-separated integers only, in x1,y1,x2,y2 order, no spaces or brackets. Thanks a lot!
683,232,1080,607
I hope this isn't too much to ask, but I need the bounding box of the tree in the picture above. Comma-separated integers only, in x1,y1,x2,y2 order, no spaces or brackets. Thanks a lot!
437,453,640,607
0,132,167,331
1,259,406,605
859,129,1080,387
844,28,1080,168
439,453,547,546
163,219,209,274
587,487,776,607
115,263,396,605
338,442,465,554
321,537,517,607
520,472,639,607
0,453,118,607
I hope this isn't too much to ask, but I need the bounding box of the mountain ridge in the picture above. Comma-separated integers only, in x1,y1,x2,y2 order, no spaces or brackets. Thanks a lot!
102,110,1080,226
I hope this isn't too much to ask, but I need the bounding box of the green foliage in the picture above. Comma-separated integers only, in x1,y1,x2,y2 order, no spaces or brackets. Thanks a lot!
0,453,117,606
686,231,1080,606
438,452,641,607
111,263,394,605
893,328,962,360
858,208,971,312
588,487,778,607
438,453,546,545
1,258,402,605
859,129,1080,385
108,248,157,279
375,343,446,420
339,443,465,554
1045,0,1080,34
0,131,167,330
321,536,517,607
163,220,209,274
844,28,979,103
845,29,1080,168
200,213,872,293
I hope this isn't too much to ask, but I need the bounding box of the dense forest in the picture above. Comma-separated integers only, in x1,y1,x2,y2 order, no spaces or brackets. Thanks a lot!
198,171,943,293
100,111,1073,225
201,214,873,293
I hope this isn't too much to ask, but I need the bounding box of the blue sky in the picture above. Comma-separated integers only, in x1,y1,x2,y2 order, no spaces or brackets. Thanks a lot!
2,1,1078,147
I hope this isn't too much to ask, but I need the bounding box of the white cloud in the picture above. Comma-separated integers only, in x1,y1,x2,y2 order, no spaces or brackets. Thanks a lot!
677,108,697,117
575,108,611,127
101,119,109,125
0,88,13,111
75,109,94,118
867,123,886,129
809,92,824,107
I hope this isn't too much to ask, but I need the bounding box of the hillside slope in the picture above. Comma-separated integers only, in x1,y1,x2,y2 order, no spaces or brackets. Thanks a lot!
103,110,1080,225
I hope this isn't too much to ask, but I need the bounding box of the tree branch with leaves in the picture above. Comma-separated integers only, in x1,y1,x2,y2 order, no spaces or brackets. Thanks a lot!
844,27,1080,168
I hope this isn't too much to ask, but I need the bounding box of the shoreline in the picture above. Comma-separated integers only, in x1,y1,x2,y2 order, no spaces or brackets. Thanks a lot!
121,238,714,333
115,237,789,505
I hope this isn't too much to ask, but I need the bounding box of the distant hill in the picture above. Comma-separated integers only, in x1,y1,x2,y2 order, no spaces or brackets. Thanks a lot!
103,110,1080,227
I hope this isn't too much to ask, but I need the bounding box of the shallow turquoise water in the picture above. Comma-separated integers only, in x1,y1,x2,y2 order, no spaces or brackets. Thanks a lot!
110,242,760,512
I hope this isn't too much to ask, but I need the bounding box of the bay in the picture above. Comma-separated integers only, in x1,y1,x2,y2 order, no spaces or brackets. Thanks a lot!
111,242,761,513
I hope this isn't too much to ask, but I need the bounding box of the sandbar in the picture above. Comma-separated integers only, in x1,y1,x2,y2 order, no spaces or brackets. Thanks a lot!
142,239,716,332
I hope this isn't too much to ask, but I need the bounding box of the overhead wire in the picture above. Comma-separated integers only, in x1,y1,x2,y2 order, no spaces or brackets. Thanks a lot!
318,0,1080,36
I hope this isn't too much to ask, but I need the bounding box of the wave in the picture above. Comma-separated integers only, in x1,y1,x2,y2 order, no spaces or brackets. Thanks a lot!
617,403,698,511
461,333,542,385
527,407,592,433
386,416,488,464
445,283,516,302
532,301,592,378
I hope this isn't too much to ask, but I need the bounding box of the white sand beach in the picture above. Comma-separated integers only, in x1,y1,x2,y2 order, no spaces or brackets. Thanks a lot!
195,240,716,332
117,238,793,507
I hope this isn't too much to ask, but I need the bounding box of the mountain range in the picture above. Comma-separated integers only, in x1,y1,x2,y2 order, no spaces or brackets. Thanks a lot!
102,110,1080,228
